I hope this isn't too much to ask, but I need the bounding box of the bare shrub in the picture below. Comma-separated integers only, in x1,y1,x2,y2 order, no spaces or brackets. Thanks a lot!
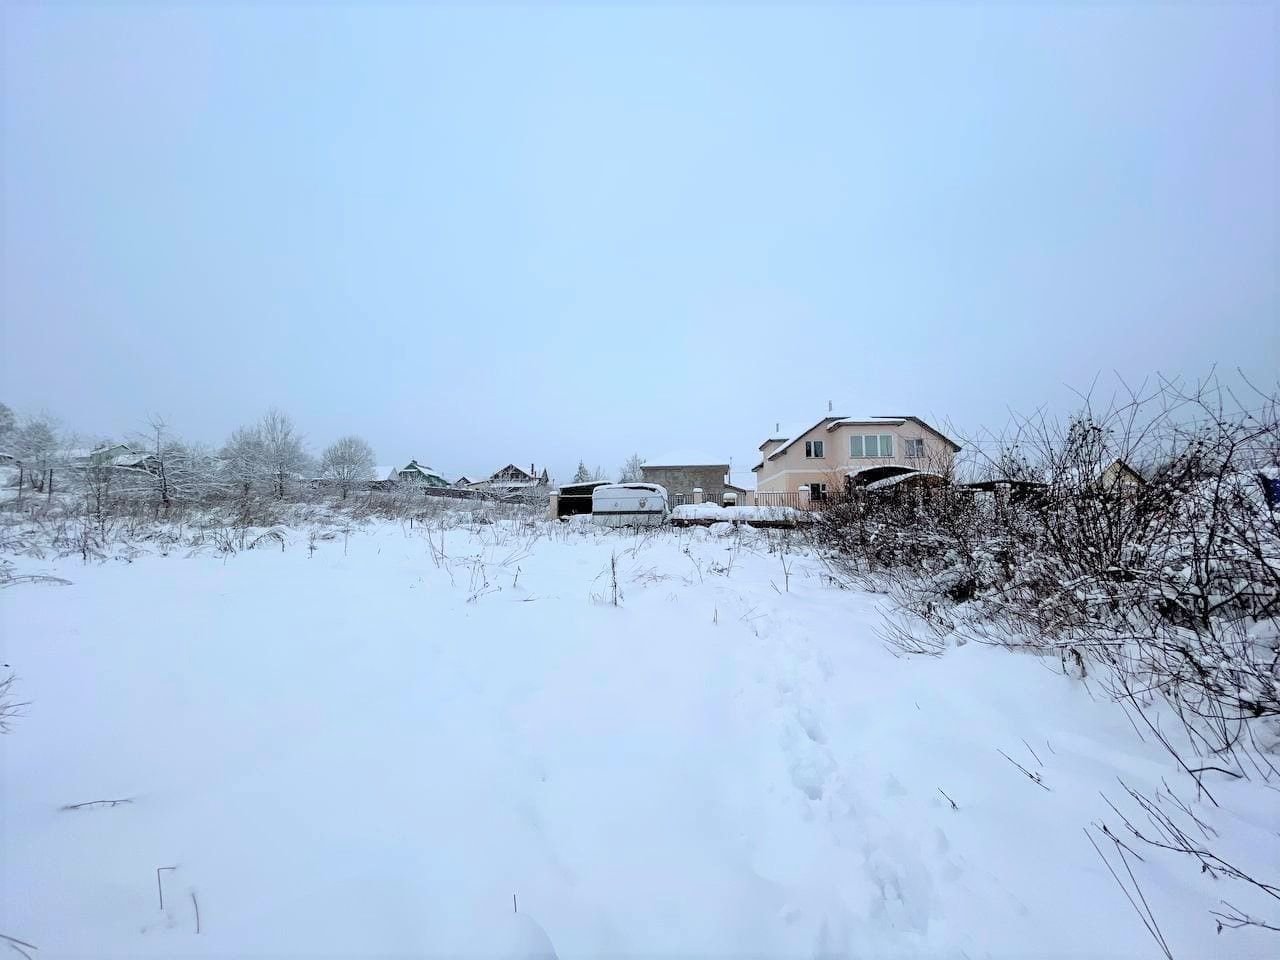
812,374,1280,937
0,672,28,733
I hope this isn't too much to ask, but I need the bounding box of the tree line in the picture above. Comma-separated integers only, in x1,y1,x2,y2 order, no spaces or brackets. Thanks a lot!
0,404,376,503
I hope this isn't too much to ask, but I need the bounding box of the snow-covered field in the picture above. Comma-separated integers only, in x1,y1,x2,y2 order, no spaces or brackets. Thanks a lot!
1,516,1276,958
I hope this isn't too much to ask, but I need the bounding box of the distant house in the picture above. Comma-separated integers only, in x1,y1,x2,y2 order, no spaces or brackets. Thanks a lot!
753,414,960,502
85,443,135,465
393,460,449,487
1058,458,1147,498
453,475,476,488
1099,458,1146,492
640,456,731,506
78,443,160,474
476,463,550,496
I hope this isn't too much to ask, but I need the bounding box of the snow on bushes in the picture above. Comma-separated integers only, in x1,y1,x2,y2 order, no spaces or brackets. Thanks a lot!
811,380,1280,943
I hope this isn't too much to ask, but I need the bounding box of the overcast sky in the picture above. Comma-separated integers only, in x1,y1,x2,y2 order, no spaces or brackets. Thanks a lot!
2,2,1276,482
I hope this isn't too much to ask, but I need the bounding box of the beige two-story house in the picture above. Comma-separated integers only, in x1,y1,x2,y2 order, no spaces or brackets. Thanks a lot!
753,415,960,500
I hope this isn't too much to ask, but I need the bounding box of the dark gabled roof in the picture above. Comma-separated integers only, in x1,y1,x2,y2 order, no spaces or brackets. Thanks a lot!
490,463,534,481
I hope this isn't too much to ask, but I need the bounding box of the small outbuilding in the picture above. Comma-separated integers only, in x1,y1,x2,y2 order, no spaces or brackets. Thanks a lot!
551,480,613,518
640,456,730,506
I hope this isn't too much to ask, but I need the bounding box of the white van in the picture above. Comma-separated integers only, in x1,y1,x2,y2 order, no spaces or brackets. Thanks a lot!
591,483,669,527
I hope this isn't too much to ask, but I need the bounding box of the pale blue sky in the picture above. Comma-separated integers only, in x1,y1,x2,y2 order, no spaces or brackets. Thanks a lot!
2,2,1276,481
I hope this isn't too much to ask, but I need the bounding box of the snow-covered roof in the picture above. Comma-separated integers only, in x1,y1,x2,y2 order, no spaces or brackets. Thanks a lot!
763,417,848,461
862,470,946,491
397,461,445,481
594,482,667,495
827,417,905,429
107,452,154,469
845,463,916,479
868,415,961,452
489,464,542,481
556,479,612,494
757,437,789,449
643,453,730,468
763,413,961,460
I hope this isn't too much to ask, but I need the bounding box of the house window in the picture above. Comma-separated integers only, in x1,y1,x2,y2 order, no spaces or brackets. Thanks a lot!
804,440,825,459
850,434,894,458
905,438,925,458
809,482,828,501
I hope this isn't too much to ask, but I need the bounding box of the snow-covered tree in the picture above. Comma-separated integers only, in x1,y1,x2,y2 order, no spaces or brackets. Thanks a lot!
572,461,590,483
259,409,311,498
319,435,375,499
220,425,266,497
619,453,646,482
128,416,217,507
13,414,61,492
222,409,311,499
0,403,15,446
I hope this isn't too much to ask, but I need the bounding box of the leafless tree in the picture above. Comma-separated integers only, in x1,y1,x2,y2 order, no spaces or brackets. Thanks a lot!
0,402,15,445
319,435,375,499
12,413,61,493
619,453,646,482
221,425,266,498
258,409,311,499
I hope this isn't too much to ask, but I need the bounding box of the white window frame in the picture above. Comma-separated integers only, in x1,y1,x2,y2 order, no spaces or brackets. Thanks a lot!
804,440,824,459
808,482,828,501
905,438,925,459
850,433,894,458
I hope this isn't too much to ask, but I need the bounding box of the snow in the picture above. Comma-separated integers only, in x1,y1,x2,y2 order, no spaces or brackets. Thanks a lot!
762,416,848,461
672,503,808,523
829,417,906,428
642,453,729,468
396,461,446,483
862,470,945,491
1,517,1277,958
671,502,727,520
